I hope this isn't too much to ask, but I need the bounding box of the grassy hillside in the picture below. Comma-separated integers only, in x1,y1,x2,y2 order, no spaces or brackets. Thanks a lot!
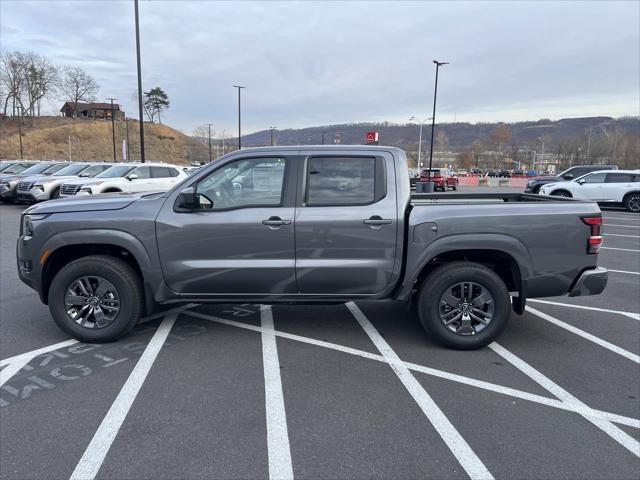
0,116,204,164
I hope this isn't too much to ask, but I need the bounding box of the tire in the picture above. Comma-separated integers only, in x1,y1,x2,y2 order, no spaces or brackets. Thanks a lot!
550,190,572,197
48,255,144,343
452,183,458,191
50,187,60,199
417,262,511,350
624,192,640,213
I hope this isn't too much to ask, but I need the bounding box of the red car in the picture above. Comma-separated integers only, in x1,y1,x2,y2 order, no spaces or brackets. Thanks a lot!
420,168,459,191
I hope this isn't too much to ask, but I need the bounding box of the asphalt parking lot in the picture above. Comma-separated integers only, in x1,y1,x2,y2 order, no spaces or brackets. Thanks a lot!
1,198,639,480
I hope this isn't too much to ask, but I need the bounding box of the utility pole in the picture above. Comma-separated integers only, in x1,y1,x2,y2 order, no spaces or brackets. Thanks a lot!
586,126,592,164
207,123,213,162
269,126,276,146
134,0,146,162
321,131,325,145
125,118,130,161
17,106,24,160
68,135,72,161
232,85,245,149
426,60,449,192
107,97,117,161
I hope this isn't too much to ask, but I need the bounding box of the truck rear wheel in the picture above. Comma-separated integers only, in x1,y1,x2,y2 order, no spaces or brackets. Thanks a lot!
417,262,511,349
48,255,144,343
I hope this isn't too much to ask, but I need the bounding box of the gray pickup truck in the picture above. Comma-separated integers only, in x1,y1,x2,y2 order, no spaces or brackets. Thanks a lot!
17,146,607,349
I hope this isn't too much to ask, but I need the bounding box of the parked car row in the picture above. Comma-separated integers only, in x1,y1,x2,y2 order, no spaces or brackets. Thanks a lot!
410,168,459,191
0,160,188,203
536,169,640,212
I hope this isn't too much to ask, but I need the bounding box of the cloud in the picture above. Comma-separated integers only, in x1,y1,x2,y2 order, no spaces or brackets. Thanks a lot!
1,0,638,134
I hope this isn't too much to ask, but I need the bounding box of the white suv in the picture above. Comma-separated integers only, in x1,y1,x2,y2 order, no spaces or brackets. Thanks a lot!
539,170,640,212
60,163,188,197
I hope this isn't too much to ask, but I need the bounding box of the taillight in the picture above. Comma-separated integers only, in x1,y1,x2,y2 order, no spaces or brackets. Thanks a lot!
581,216,603,254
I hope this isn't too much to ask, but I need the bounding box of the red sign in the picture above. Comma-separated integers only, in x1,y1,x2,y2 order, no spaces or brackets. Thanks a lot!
366,131,379,144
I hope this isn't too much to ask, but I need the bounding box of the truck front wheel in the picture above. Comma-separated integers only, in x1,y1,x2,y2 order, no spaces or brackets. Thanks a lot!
417,262,511,349
48,255,144,343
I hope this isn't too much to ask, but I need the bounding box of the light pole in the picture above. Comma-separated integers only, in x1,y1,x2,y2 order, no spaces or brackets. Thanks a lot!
233,85,245,149
107,97,117,161
269,126,276,146
426,60,449,192
17,106,24,160
134,0,145,163
409,116,430,169
207,123,213,162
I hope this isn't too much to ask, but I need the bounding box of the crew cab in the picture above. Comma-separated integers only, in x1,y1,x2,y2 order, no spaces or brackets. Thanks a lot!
419,168,458,191
59,163,187,196
17,146,607,350
540,170,640,212
16,162,115,202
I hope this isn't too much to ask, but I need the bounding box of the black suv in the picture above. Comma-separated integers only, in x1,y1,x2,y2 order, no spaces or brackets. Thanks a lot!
525,165,618,194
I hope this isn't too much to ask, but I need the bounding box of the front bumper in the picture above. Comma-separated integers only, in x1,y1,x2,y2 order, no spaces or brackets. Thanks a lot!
568,267,608,297
0,183,17,200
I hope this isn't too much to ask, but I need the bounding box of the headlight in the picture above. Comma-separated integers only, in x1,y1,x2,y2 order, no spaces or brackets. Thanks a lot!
21,214,49,236
1,181,10,187
33,184,45,191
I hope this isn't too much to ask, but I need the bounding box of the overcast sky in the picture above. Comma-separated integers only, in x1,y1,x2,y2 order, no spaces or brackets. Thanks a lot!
1,0,639,136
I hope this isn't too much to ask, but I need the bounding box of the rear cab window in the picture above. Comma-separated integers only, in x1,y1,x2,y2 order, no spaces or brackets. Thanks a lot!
305,156,386,206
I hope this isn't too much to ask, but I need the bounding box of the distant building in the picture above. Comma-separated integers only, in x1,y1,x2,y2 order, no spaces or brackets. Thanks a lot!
60,102,124,120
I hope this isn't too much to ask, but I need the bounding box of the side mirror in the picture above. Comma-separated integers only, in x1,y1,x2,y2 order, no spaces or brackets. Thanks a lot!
563,174,573,180
577,179,586,185
127,173,139,180
176,186,198,210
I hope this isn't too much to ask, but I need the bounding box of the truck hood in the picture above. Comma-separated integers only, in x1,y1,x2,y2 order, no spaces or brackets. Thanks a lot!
24,192,142,214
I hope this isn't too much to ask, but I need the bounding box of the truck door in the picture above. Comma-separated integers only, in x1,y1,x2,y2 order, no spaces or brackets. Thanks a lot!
295,153,398,295
156,155,298,295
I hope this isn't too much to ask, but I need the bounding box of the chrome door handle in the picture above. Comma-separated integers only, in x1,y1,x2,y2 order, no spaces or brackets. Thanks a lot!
262,217,292,227
363,216,392,227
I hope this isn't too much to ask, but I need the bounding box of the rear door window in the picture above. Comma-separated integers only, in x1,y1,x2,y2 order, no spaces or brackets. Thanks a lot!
150,167,173,178
605,173,636,183
305,156,385,206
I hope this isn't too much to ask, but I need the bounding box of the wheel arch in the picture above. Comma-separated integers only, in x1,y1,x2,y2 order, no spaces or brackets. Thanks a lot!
396,234,533,313
40,230,155,308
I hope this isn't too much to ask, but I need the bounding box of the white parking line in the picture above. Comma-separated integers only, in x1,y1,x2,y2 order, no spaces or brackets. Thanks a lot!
603,216,640,221
0,339,79,368
608,269,640,275
604,233,640,238
525,306,640,363
184,310,640,429
260,305,294,480
346,302,494,480
601,247,640,252
527,299,640,321
489,343,640,458
70,313,177,480
604,224,640,228
0,356,32,388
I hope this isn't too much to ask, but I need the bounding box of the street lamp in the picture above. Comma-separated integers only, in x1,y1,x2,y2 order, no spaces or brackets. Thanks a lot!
425,59,449,192
207,123,213,162
233,85,245,149
409,116,431,169
269,126,276,146
134,0,145,163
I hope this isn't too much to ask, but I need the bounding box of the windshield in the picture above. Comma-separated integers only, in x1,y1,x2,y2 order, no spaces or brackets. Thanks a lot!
41,163,68,175
95,165,135,178
52,164,90,176
16,163,55,175
79,164,110,177
1,163,33,174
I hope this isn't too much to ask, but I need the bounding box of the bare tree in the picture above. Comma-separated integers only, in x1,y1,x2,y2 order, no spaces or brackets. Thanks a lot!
24,53,58,116
0,51,29,116
59,66,99,117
